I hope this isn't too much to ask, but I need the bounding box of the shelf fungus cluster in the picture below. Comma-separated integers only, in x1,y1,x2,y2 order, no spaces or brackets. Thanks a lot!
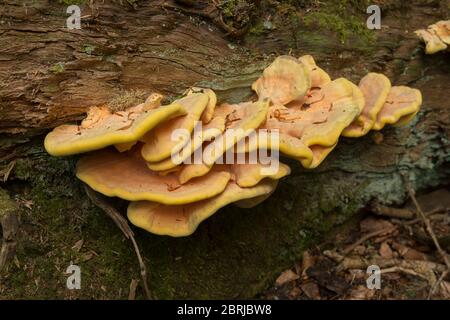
44,55,422,237
415,20,450,54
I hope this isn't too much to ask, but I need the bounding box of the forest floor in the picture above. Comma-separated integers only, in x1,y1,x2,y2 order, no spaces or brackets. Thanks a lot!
261,188,450,300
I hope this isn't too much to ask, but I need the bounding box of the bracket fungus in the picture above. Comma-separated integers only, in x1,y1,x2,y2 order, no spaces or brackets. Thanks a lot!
372,86,422,131
178,99,271,184
140,93,210,162
44,54,422,237
241,78,363,168
184,87,218,124
232,161,291,188
44,100,185,157
146,115,225,172
415,20,450,54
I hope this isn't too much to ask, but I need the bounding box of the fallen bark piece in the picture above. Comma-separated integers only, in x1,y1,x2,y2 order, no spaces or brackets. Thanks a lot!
178,99,270,184
298,55,331,88
275,269,300,287
241,78,363,168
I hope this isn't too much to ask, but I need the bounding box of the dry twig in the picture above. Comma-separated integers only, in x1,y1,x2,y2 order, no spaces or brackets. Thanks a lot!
342,226,397,256
84,185,153,300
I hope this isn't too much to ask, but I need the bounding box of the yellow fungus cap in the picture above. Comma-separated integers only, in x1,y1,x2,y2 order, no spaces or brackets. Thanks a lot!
140,93,209,162
430,20,450,45
252,55,311,105
44,100,185,157
298,55,331,88
372,86,422,131
127,179,278,237
232,161,291,187
146,115,225,171
342,73,391,138
185,87,218,124
415,21,449,55
76,148,231,205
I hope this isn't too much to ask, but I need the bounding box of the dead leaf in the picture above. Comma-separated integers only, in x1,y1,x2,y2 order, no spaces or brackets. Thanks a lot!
275,269,299,287
407,189,450,213
306,260,349,295
81,252,94,262
71,239,84,253
288,286,302,299
379,242,394,259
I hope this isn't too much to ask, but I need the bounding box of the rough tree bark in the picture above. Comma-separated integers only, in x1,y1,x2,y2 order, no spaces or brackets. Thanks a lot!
0,0,448,298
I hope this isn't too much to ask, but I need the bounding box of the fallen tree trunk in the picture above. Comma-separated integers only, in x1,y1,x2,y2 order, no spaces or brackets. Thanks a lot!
0,0,449,299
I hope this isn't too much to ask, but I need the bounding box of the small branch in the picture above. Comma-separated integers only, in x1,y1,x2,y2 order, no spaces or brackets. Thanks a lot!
400,207,449,226
84,185,153,300
427,270,448,300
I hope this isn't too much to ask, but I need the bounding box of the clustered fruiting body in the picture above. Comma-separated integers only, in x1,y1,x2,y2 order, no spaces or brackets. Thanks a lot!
44,55,422,237
415,20,450,54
